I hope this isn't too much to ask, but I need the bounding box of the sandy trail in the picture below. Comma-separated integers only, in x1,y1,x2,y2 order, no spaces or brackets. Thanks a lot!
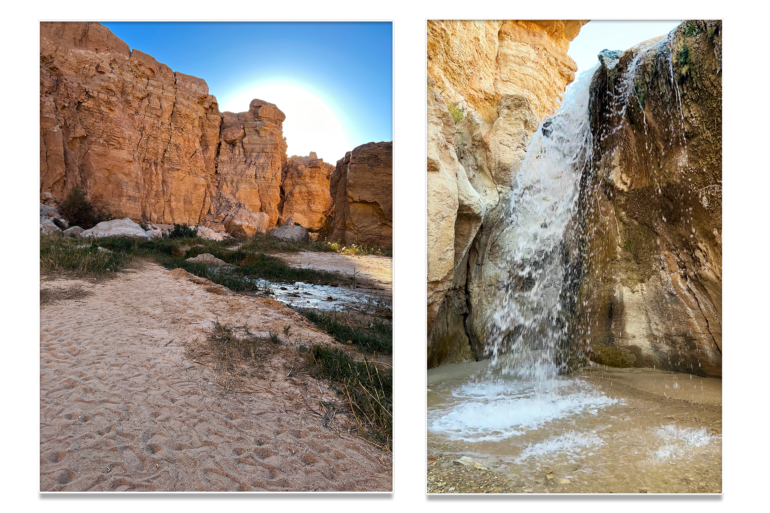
40,264,391,492
275,252,392,299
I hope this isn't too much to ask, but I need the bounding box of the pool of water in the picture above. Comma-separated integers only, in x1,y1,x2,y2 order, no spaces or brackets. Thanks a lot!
427,364,722,493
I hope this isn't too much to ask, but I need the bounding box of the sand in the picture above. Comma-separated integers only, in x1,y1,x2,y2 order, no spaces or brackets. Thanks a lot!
40,263,392,492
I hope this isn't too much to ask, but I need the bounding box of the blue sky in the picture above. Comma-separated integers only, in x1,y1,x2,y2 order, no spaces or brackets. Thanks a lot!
103,22,392,163
569,20,682,78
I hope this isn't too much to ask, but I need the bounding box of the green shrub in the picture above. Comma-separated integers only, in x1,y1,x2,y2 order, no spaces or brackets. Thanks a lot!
56,187,111,229
166,223,198,239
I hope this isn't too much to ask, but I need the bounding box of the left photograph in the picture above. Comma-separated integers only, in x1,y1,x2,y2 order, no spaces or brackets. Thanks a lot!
40,21,393,492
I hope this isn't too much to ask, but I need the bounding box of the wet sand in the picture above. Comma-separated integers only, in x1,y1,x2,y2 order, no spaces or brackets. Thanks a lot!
40,264,391,491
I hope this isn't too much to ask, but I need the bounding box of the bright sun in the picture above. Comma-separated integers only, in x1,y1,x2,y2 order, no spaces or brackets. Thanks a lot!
221,81,351,164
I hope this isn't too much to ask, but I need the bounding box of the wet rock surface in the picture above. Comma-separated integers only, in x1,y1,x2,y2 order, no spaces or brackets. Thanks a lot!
426,20,586,367
577,21,722,376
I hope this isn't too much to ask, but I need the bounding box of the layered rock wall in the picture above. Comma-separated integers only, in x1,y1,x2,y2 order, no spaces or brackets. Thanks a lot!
41,22,329,233
330,142,393,248
427,20,586,367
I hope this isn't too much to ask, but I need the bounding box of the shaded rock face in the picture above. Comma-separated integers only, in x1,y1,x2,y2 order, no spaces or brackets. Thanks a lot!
279,153,335,230
576,21,722,377
330,142,392,248
427,20,586,368
40,22,290,230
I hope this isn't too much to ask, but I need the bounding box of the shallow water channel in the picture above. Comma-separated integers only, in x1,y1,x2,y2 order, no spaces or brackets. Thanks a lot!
427,362,721,493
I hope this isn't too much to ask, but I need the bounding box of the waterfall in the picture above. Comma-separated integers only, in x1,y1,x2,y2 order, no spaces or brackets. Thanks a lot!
488,65,598,381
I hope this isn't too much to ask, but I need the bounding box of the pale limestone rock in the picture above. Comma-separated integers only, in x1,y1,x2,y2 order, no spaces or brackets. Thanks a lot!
268,224,310,243
62,226,85,237
41,219,62,235
82,218,150,239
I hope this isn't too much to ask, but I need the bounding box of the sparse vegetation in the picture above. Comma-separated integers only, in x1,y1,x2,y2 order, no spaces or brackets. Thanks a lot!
166,223,198,239
684,22,701,38
306,345,392,450
40,234,344,286
325,241,392,257
56,186,112,229
295,307,392,355
448,102,465,124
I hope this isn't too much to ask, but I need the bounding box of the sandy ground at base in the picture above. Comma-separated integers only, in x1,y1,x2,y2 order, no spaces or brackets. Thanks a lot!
275,252,392,298
40,263,392,492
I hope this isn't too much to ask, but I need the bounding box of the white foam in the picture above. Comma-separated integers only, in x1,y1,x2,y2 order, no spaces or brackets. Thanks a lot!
652,425,718,462
516,431,605,463
429,378,618,442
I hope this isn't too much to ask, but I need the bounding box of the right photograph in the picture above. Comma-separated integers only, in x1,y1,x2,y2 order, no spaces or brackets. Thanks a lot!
427,20,722,494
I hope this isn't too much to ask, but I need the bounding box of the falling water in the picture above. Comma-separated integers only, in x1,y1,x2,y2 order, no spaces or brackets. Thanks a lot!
488,65,598,382
428,27,721,490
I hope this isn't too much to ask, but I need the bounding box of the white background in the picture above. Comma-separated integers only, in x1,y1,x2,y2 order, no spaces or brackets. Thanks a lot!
2,0,767,511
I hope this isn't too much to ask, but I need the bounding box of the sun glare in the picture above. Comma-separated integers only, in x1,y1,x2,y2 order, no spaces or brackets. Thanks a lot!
221,81,351,164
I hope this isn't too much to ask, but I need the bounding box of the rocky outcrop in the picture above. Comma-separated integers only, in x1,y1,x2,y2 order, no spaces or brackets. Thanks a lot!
40,22,294,233
330,142,392,248
427,20,586,367
279,152,335,230
576,21,722,377
212,100,288,227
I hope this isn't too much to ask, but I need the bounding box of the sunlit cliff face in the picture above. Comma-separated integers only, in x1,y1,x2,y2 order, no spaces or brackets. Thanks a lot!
222,81,350,162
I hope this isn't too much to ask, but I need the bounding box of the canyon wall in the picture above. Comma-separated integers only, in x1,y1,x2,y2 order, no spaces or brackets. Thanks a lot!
427,20,587,367
40,22,332,233
280,153,335,230
330,142,393,248
576,21,722,377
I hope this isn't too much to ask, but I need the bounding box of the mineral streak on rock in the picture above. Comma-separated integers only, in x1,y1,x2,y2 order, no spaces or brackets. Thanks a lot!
330,142,393,249
577,21,722,377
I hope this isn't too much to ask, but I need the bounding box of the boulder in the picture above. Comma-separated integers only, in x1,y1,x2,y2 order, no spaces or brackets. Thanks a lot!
40,203,60,221
196,226,226,241
268,224,310,243
62,226,85,237
225,209,270,238
40,219,62,235
81,218,150,239
186,253,229,267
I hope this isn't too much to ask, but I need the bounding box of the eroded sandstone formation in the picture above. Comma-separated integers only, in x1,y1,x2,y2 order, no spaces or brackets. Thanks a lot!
575,21,722,377
330,142,393,248
427,20,587,367
40,22,333,235
279,152,335,230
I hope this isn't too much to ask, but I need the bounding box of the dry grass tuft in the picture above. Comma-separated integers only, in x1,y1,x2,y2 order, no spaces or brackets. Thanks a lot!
40,286,93,306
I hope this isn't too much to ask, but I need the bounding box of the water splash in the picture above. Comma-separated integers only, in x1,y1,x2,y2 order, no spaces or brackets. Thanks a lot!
428,378,618,442
488,65,597,380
